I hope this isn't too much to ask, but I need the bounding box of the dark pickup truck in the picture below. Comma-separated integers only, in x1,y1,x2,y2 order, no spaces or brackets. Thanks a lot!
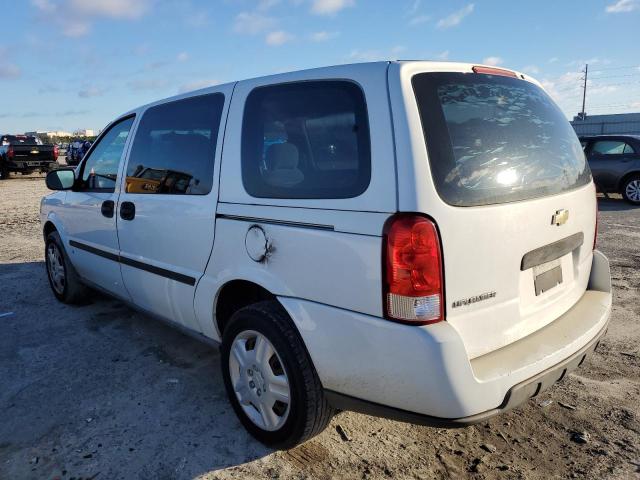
0,135,59,180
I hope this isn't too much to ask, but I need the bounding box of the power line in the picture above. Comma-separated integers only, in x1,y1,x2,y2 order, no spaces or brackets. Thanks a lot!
587,64,640,71
587,103,640,110
588,73,640,80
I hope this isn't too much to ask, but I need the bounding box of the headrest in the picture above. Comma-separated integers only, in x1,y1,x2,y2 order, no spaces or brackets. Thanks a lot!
265,143,299,170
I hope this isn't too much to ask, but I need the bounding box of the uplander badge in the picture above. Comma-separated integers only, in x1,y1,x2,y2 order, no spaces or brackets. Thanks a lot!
452,291,496,309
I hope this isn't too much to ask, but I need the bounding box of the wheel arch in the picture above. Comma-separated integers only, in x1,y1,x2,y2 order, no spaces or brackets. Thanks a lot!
43,220,57,240
617,170,640,193
214,279,277,338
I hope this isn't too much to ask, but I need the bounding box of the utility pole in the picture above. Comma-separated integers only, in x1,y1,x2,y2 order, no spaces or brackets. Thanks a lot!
580,63,588,120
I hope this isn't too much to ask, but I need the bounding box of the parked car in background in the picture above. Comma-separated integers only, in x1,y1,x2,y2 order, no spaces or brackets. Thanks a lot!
580,135,640,205
65,139,92,166
41,61,612,448
0,134,58,180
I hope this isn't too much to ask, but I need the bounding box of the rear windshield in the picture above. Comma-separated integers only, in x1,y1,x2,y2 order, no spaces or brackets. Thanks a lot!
412,72,591,207
2,135,40,145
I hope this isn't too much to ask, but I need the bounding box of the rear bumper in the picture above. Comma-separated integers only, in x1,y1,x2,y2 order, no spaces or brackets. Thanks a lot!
325,317,607,427
279,250,612,422
7,159,55,171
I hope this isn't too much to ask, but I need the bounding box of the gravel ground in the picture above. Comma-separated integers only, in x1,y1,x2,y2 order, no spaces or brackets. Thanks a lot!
0,173,639,479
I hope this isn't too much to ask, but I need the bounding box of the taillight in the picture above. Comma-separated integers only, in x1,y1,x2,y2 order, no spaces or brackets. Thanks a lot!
7,146,14,159
383,214,444,325
53,145,59,161
472,66,519,78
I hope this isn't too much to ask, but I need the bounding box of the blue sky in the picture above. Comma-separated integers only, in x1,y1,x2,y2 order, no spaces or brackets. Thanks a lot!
1,0,639,133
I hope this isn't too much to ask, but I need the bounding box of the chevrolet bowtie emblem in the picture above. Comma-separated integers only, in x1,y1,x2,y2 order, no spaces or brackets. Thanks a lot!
552,209,569,226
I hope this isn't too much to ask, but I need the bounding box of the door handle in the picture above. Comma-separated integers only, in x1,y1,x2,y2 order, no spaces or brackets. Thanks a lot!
120,201,136,221
101,200,114,218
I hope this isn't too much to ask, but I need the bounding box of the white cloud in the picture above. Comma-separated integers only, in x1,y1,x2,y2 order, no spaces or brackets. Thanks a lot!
539,68,638,118
437,3,474,29
311,0,355,15
128,79,169,91
258,0,281,10
31,0,56,13
177,52,189,62
266,30,294,46
133,43,150,56
436,50,449,60
605,0,639,13
233,11,276,35
67,0,149,19
548,57,559,63
186,10,210,28
310,31,339,41
409,14,430,26
31,0,151,37
178,79,220,94
78,86,105,98
0,63,21,79
408,0,421,16
348,46,405,62
63,22,90,37
482,56,503,66
522,65,540,74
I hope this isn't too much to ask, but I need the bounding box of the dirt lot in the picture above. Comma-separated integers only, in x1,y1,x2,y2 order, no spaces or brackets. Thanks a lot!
1,173,639,480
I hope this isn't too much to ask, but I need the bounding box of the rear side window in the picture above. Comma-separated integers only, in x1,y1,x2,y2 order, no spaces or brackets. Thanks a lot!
591,140,635,155
241,81,371,199
125,93,224,195
412,72,591,207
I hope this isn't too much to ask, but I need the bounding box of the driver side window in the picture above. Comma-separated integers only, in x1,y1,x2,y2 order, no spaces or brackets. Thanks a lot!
79,116,135,192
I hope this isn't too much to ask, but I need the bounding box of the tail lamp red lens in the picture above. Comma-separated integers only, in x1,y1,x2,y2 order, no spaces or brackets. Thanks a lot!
383,214,444,325
53,144,59,161
7,146,14,159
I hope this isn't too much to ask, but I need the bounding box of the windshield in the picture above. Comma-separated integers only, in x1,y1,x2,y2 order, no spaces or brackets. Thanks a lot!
2,135,41,145
412,72,591,207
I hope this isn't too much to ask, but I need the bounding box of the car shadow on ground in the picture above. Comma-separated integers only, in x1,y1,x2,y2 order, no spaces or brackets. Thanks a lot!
597,194,637,212
0,261,273,479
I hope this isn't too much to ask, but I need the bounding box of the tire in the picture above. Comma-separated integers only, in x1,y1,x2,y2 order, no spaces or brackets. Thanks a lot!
220,300,334,449
0,165,8,180
621,175,640,205
45,231,89,304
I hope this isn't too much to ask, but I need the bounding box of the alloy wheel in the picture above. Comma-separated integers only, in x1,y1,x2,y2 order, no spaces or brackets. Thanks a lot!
625,179,640,202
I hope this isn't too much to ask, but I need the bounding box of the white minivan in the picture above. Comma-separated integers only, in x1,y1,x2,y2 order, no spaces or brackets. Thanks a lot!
42,61,612,448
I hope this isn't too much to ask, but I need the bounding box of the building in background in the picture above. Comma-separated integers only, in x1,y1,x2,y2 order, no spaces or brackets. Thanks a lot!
25,130,73,138
73,129,95,137
571,112,640,136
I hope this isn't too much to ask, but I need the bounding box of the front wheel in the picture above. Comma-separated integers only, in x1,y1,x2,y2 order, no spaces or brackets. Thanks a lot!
621,175,640,205
220,301,334,449
45,231,89,304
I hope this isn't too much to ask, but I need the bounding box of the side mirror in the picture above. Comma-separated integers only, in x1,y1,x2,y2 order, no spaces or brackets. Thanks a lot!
46,168,76,191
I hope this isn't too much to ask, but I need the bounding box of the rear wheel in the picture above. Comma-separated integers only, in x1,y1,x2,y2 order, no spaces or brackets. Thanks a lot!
0,165,8,180
45,231,89,304
621,175,640,205
220,301,334,449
